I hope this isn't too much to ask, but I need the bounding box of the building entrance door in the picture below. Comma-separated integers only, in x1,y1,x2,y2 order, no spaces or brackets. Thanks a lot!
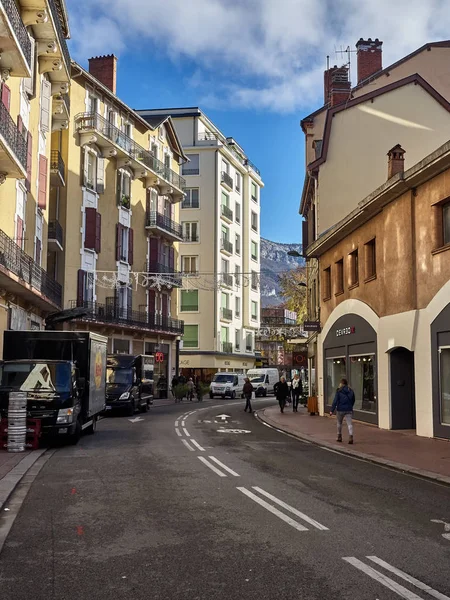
390,348,416,430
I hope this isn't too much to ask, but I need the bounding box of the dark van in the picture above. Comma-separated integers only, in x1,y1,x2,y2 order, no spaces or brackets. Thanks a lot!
105,354,154,415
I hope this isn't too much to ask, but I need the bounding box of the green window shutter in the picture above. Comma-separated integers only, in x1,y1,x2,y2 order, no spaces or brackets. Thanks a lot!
183,325,198,348
181,290,198,312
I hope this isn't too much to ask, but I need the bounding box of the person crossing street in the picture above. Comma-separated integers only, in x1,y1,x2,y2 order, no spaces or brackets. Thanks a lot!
243,378,254,413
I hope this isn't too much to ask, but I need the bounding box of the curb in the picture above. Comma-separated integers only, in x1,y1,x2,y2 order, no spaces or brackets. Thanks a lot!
0,449,47,511
257,410,450,487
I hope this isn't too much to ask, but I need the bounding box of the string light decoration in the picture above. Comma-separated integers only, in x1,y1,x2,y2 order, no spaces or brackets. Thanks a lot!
257,326,307,340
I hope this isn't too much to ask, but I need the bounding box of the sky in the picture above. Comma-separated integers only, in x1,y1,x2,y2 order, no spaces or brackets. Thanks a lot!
65,0,450,244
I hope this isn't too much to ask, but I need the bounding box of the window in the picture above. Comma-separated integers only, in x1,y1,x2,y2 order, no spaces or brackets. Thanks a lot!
221,159,229,174
85,208,102,253
151,141,158,159
323,267,331,300
183,154,199,175
182,222,199,242
235,233,241,255
113,338,130,354
235,202,241,224
40,79,51,133
221,292,229,309
163,198,171,219
180,290,198,312
87,93,99,114
251,301,258,321
326,358,346,406
182,188,199,209
222,224,229,241
183,325,199,348
235,172,241,193
182,256,198,274
365,239,376,280
85,150,97,191
149,188,158,212
251,211,258,232
246,332,253,352
222,258,229,274
349,249,359,287
251,241,258,261
350,354,376,414
443,201,450,246
221,327,230,352
335,259,344,295
251,271,258,291
235,296,241,318
119,225,129,262
251,182,258,203
117,170,131,209
235,329,241,350
164,153,171,169
440,347,450,425
221,191,229,207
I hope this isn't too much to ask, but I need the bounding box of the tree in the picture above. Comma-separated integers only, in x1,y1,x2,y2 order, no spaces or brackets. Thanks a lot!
278,266,307,323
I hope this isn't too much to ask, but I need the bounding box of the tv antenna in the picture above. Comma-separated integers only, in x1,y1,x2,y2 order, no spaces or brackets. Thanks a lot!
335,45,356,71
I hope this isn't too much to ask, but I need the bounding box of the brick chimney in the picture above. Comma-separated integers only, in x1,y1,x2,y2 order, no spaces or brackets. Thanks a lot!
324,65,351,106
387,144,405,179
356,38,383,84
88,55,117,94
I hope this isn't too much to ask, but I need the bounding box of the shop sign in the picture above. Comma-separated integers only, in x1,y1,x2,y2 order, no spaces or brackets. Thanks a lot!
155,352,165,363
336,326,356,337
224,361,231,366
242,362,248,367
304,321,321,332
293,352,307,367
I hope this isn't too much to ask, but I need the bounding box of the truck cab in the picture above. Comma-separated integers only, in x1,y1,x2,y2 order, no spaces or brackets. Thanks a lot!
106,355,153,415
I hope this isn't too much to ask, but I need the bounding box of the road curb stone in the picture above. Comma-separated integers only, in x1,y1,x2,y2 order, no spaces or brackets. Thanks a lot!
0,449,47,511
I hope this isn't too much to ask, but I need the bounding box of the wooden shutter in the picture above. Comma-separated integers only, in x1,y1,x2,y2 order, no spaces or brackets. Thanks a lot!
302,219,308,255
148,290,156,319
127,287,132,316
26,132,32,191
17,115,23,134
23,38,35,96
162,294,168,318
77,270,86,306
149,237,158,261
116,223,122,261
97,157,105,194
40,79,51,132
38,154,48,209
85,207,96,250
169,246,174,270
116,170,122,205
128,227,134,265
16,217,24,249
80,146,87,186
1,84,11,111
95,212,102,253
35,237,41,265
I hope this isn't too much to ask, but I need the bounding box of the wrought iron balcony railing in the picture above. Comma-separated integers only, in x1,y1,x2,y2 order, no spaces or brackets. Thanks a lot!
221,171,233,189
222,273,233,287
245,158,261,176
70,300,184,334
50,149,65,184
0,100,27,172
2,0,32,67
222,342,233,354
48,220,63,246
0,228,62,306
146,211,183,240
221,307,232,321
221,238,233,254
221,204,233,221
183,233,199,243
75,112,186,191
47,0,71,73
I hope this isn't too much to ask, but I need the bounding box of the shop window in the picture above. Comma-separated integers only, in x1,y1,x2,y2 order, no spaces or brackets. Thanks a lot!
180,290,198,312
113,338,130,354
365,238,376,280
440,347,450,425
326,357,346,406
443,201,450,246
350,355,376,414
184,325,199,348
349,249,359,287
335,259,344,295
323,267,331,301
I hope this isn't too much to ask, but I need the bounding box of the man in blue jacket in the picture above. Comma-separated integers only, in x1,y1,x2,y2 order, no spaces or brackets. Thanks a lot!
330,378,355,444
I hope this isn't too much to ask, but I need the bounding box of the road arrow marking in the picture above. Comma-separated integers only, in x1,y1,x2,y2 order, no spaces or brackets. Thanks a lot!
128,417,144,423
216,414,231,421
217,428,251,434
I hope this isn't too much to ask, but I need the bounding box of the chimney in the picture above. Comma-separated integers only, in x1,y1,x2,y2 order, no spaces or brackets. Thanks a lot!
387,144,405,179
356,38,383,84
88,55,117,94
324,65,351,106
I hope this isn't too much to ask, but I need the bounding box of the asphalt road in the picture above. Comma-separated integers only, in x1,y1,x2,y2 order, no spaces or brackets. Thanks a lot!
1,397,450,600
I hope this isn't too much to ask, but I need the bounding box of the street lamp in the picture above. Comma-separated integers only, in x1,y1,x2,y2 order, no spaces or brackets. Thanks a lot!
287,250,302,258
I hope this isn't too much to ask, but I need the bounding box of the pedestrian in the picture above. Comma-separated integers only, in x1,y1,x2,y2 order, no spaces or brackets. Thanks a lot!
330,378,355,444
274,376,290,413
291,373,301,412
171,374,179,397
187,377,195,401
243,377,254,413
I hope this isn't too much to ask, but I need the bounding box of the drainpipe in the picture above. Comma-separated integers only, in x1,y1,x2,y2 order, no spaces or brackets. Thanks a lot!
214,149,218,351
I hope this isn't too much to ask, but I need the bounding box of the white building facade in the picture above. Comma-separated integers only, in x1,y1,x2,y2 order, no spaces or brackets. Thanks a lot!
138,108,263,379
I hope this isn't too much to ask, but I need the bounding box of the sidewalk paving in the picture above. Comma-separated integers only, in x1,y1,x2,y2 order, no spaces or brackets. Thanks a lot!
258,405,450,485
0,449,46,510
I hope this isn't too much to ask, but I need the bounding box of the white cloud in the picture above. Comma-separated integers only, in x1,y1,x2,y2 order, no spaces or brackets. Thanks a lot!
66,0,450,112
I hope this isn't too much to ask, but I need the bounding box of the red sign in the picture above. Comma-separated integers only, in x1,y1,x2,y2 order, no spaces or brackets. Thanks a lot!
155,352,165,363
293,352,307,367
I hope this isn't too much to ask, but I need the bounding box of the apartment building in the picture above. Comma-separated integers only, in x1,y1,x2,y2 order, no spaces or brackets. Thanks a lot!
299,37,450,436
55,56,187,394
138,108,263,380
0,0,70,356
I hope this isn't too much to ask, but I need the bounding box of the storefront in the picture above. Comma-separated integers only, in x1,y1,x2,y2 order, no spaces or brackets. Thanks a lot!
145,342,170,398
323,314,378,425
431,302,450,440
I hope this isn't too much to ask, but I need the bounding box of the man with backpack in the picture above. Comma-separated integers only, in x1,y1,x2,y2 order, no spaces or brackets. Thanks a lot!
330,378,355,444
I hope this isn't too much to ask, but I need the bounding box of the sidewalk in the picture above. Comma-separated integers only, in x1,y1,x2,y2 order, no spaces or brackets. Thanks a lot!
0,449,47,510
258,405,450,485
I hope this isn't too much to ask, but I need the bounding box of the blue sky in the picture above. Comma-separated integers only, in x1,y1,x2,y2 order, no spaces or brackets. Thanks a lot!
65,0,450,243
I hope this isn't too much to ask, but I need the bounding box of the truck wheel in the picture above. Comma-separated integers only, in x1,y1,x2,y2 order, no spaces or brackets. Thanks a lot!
263,389,267,397
128,401,135,416
68,417,82,445
140,401,148,413
85,416,97,435
209,393,213,399
231,391,236,399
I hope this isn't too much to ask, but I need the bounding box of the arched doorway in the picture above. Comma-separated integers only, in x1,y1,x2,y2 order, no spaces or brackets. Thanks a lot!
390,347,416,430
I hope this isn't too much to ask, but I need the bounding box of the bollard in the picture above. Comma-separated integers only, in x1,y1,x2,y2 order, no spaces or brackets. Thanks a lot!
7,392,27,452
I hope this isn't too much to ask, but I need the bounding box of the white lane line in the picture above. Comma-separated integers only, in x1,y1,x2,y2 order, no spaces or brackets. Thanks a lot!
237,487,308,532
198,456,227,477
367,556,450,600
320,447,343,455
181,420,186,427
208,456,240,477
182,427,190,437
175,428,182,437
252,486,328,530
181,439,195,452
343,557,424,599
175,420,179,427
191,439,205,452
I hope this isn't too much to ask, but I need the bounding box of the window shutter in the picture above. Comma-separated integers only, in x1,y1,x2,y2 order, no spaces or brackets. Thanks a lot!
116,223,122,261
85,207,96,250
169,246,174,270
1,84,11,111
77,270,86,306
127,287,132,316
23,38,35,96
17,115,23,134
162,294,168,318
128,228,134,265
95,211,102,253
149,237,158,262
40,79,51,132
38,154,47,209
80,146,87,186
35,237,41,265
97,157,105,194
302,219,308,255
116,170,122,205
16,217,24,249
148,290,156,323
26,132,32,191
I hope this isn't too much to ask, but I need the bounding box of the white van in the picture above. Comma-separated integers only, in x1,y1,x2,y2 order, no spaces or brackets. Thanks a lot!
246,368,279,397
209,373,246,399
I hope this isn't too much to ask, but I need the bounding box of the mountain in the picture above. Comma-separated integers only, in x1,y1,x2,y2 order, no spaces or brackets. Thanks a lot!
260,238,305,307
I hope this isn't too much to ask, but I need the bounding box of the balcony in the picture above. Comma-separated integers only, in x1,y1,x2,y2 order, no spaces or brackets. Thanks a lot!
50,150,65,187
70,301,184,336
220,238,233,256
221,171,233,190
146,261,182,287
220,204,233,223
146,211,183,242
53,92,70,127
222,342,233,354
47,219,63,251
221,307,233,322
0,228,62,309
245,158,261,177
0,0,32,76
0,100,27,178
221,273,233,288
75,112,186,198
